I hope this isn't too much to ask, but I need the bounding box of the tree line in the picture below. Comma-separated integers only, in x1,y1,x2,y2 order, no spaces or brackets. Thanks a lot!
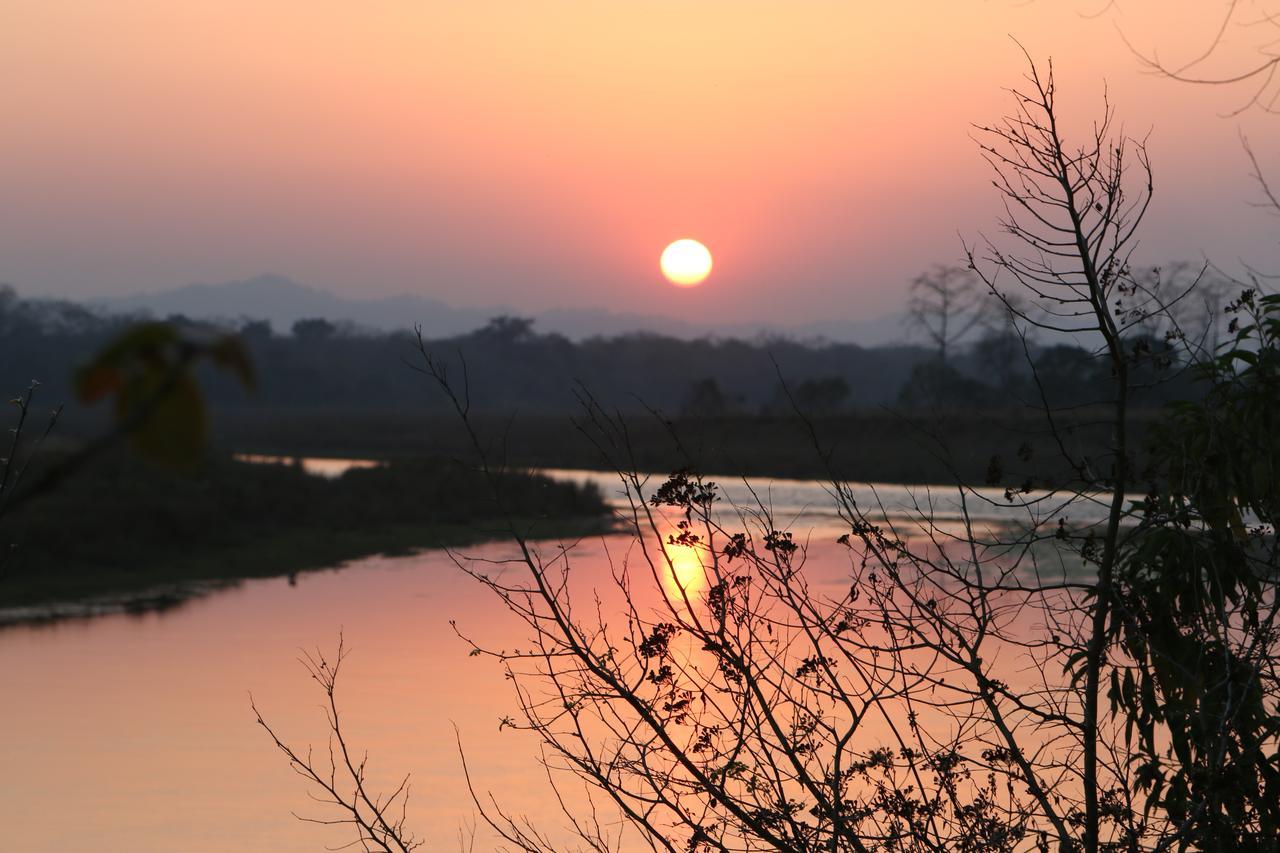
0,277,1219,426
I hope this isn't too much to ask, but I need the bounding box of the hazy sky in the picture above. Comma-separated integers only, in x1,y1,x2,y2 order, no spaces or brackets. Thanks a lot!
2,1,1277,326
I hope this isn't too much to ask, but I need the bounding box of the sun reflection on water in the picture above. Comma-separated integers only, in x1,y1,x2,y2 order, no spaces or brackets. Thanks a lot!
661,541,709,603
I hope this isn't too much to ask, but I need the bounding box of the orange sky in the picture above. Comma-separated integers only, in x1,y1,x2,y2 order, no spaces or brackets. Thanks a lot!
2,1,1277,328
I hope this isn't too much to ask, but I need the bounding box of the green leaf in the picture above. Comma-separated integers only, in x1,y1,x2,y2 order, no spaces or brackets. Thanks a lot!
75,364,123,403
120,373,206,469
73,322,255,468
209,335,256,390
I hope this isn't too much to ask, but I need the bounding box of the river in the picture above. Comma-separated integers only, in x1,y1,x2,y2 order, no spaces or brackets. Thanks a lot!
0,467,1102,850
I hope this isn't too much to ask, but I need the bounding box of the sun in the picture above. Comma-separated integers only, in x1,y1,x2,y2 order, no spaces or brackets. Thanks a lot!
660,239,713,287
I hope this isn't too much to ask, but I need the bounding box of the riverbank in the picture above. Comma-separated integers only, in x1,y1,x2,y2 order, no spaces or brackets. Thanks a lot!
209,408,1152,486
0,452,613,624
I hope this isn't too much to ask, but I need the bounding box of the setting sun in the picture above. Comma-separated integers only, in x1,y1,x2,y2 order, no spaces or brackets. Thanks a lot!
9,2,1280,849
660,239,713,287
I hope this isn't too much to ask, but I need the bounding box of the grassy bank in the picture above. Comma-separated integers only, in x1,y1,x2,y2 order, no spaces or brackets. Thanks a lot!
0,452,612,616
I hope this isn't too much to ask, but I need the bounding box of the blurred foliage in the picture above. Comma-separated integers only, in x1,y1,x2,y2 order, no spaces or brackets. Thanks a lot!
76,321,254,467
1,311,608,613
2,320,254,579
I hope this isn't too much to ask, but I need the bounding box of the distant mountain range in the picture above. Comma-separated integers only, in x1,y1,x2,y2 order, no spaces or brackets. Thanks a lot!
94,273,903,345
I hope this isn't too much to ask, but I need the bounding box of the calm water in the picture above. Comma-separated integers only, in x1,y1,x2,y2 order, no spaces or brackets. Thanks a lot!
0,469,1098,850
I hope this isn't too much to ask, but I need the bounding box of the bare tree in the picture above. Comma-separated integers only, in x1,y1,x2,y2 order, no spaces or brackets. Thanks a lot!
252,636,423,853
411,51,1168,834
1114,0,1280,288
1151,261,1235,356
1242,133,1280,271
264,53,1280,853
0,322,254,523
903,265,989,363
0,381,60,577
966,50,1154,853
1243,133,1280,217
1116,0,1280,115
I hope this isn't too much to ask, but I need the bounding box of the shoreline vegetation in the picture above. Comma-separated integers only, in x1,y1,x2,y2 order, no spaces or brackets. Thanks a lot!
2,407,1155,626
210,408,1152,486
0,451,613,626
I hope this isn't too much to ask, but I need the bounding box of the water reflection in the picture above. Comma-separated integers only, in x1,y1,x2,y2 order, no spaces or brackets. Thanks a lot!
661,540,708,602
0,547,565,850
232,453,385,478
0,469,1096,849
541,467,1121,533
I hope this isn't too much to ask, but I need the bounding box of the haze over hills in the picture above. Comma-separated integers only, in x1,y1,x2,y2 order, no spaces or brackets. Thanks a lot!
92,274,903,345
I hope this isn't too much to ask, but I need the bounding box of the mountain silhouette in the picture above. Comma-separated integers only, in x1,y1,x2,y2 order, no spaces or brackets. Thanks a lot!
96,273,901,343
